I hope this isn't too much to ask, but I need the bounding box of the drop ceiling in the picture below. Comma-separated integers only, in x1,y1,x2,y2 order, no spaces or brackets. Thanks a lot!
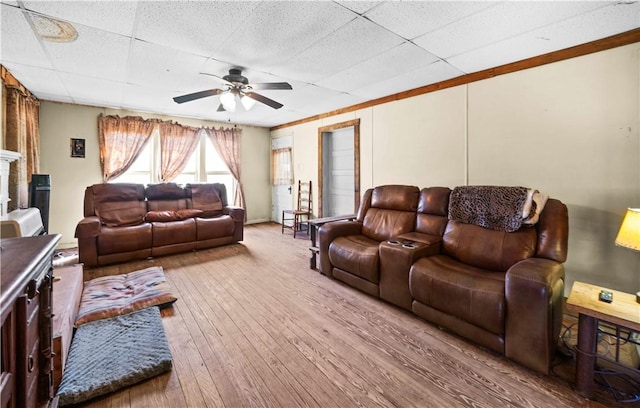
1,1,638,128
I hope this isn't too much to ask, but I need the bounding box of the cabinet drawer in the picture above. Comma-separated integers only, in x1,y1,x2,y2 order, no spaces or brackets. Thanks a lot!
24,340,39,408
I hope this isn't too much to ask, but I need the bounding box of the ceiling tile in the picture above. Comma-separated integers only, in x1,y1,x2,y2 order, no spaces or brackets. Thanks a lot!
316,42,439,92
414,1,613,59
1,63,67,99
278,17,404,83
134,1,261,58
41,22,130,81
126,40,210,92
351,60,465,100
0,4,52,68
56,72,123,106
364,1,498,40
335,1,381,15
21,0,137,36
446,1,640,74
214,1,357,73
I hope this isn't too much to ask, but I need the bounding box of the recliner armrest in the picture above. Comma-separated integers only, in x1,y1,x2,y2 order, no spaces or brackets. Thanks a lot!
224,206,245,223
317,221,363,277
505,257,565,374
75,216,101,238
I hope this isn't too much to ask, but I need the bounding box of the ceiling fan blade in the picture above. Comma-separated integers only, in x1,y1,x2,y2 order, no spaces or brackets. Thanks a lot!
245,92,283,109
173,88,223,104
216,103,226,112
248,82,292,90
199,72,234,87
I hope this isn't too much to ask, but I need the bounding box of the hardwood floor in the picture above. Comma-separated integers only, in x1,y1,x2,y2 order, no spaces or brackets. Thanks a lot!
79,223,620,408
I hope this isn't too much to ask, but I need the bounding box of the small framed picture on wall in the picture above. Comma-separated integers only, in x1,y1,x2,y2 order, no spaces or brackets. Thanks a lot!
71,138,85,158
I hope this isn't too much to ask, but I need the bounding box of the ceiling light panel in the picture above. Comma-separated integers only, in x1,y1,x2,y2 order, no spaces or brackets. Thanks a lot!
414,1,612,59
280,17,404,83
0,4,52,68
21,0,137,37
316,42,439,92
446,1,640,74
364,1,498,40
135,1,261,58
41,23,130,82
214,1,356,72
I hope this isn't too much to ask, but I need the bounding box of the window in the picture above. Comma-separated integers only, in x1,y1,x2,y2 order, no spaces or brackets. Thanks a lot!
271,147,293,186
112,131,234,197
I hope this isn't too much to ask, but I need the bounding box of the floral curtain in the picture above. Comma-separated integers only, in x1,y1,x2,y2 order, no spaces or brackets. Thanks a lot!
158,122,200,182
271,147,292,186
98,114,156,181
5,86,40,211
203,126,246,220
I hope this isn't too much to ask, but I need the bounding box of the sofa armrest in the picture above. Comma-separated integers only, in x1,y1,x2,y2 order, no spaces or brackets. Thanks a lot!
75,216,102,267
75,216,101,238
317,221,363,277
505,257,565,374
224,206,245,223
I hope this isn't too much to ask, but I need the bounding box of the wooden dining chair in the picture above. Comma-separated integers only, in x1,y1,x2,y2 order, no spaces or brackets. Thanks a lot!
282,180,312,238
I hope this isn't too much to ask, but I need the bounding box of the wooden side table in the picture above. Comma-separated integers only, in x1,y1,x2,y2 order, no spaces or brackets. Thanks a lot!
566,281,640,399
307,214,355,269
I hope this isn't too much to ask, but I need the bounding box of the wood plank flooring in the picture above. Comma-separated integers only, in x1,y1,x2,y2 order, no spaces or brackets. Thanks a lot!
79,223,621,407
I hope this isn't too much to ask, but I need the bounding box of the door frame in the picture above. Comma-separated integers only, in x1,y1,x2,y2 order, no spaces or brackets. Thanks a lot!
317,119,360,217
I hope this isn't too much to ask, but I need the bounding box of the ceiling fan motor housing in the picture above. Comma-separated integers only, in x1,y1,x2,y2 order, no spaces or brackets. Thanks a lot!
223,69,249,85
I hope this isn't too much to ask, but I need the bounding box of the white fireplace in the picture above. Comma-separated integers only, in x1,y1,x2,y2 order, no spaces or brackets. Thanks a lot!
0,149,21,216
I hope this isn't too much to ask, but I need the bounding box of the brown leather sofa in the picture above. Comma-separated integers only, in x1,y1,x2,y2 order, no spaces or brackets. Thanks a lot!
75,182,244,267
318,185,568,374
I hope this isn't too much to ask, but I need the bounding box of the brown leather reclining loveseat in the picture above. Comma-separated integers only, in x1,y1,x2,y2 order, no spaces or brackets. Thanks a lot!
318,185,568,374
75,182,244,267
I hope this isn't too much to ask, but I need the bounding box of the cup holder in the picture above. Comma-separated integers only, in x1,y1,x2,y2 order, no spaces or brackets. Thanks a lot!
387,240,417,249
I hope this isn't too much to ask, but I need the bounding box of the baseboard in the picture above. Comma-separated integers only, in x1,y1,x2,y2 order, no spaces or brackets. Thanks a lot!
246,218,271,225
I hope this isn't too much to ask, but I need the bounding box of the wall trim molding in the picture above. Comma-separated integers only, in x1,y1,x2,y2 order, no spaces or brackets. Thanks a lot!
270,28,640,131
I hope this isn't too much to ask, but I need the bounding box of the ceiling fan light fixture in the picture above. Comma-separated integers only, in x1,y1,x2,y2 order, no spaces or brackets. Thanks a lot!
241,94,256,110
220,91,236,112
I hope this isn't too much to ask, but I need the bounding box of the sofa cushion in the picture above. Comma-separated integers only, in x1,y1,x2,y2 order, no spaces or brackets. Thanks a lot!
442,221,536,272
189,184,223,213
145,209,204,222
151,218,196,247
145,182,186,200
97,224,152,255
329,235,380,283
371,185,420,211
410,255,506,336
91,183,145,204
362,208,416,242
95,200,147,227
147,199,189,212
195,215,235,240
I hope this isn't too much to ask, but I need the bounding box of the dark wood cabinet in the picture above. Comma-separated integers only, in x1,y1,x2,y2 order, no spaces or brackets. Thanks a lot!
1,234,60,408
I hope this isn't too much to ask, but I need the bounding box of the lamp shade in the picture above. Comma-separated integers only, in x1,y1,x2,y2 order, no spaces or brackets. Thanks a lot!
220,91,236,112
615,208,640,251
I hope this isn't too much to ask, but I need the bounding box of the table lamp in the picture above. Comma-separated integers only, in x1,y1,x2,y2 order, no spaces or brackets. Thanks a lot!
614,208,640,303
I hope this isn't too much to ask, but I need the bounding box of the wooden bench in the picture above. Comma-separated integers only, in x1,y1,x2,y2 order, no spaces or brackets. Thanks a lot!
52,265,84,392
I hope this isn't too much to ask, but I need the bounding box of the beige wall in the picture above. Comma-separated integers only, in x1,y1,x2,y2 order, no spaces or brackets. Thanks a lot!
271,42,640,295
39,102,271,248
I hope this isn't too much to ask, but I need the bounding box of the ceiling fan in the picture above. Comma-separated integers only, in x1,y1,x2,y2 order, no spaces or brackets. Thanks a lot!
173,68,292,112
